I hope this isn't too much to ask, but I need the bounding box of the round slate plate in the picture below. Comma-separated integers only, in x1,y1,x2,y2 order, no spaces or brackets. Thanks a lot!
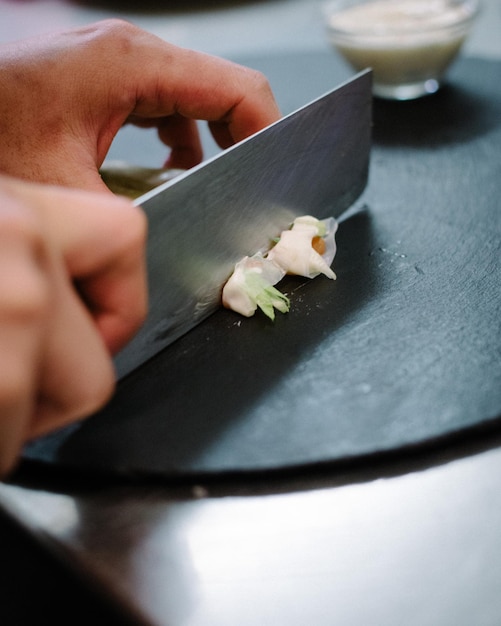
23,52,501,479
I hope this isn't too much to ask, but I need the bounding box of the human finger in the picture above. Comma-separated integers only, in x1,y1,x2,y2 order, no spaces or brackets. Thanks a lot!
3,178,148,355
0,194,50,475
0,176,124,450
29,244,116,438
129,114,204,169
0,20,281,191
43,190,148,355
127,39,281,147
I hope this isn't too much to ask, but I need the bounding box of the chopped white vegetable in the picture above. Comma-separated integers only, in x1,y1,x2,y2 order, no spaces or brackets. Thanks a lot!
222,254,289,320
222,215,338,320
267,216,337,279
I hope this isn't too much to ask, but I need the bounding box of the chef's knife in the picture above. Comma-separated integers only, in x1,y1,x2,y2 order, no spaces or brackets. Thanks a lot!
115,69,372,378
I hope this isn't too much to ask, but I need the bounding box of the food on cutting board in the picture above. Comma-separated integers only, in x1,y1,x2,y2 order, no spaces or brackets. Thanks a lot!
222,254,291,320
222,216,338,320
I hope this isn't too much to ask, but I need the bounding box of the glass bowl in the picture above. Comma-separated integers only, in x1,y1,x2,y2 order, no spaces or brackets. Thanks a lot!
324,0,480,100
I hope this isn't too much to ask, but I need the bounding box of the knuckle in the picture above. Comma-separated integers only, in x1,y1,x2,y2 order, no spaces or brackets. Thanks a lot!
83,370,116,416
115,202,148,268
91,17,137,38
125,202,148,250
89,18,141,55
0,217,50,324
8,280,49,326
67,359,116,421
0,202,40,241
246,67,273,94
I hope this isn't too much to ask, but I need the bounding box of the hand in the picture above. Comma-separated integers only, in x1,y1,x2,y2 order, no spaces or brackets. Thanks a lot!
0,175,147,476
0,19,281,192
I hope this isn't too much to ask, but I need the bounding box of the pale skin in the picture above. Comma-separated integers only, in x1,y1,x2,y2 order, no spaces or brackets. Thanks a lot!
0,20,281,476
0,18,281,190
0,175,148,476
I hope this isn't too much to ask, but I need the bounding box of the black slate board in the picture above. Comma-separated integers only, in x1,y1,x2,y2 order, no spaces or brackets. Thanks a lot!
23,52,501,479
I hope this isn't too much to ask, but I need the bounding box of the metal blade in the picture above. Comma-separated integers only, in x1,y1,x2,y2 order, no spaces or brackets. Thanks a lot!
115,70,372,378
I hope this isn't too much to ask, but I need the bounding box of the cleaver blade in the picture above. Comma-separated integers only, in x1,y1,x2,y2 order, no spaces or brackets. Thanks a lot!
115,69,372,378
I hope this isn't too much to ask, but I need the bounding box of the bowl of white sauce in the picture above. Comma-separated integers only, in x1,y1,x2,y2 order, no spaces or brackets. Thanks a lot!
324,0,480,100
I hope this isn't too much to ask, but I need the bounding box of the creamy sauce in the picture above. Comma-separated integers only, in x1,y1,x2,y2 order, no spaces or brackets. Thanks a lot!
327,0,477,94
329,0,474,35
